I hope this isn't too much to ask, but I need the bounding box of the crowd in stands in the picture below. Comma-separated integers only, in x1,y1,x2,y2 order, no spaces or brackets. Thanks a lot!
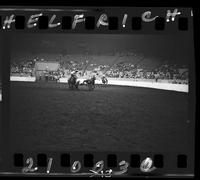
105,62,188,80
11,59,36,77
62,60,188,84
10,55,189,84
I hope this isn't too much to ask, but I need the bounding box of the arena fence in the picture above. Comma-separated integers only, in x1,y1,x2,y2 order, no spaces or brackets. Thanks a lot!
10,76,36,82
9,76,188,93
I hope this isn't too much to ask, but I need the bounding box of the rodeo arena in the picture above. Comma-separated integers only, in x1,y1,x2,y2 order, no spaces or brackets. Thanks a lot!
7,50,192,153
1,32,191,154
10,52,188,91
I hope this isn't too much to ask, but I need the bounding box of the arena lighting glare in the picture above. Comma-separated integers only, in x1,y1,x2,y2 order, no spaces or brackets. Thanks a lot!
1,9,182,30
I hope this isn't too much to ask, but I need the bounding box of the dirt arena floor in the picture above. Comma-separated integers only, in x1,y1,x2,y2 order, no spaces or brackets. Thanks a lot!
8,81,193,153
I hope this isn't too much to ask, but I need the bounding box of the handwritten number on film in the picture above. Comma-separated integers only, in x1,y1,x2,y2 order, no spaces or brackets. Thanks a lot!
22,157,53,173
22,157,38,173
22,157,155,176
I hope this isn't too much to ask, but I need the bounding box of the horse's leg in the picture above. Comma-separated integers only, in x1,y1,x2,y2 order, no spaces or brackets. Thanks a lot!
75,82,79,89
88,84,91,91
92,84,95,90
68,80,73,90
68,83,71,89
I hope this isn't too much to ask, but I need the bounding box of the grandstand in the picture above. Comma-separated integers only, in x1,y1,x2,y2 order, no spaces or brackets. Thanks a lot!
10,52,189,86
9,35,189,91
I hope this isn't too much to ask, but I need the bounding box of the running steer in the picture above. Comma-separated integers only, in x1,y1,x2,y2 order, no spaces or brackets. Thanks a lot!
82,76,96,91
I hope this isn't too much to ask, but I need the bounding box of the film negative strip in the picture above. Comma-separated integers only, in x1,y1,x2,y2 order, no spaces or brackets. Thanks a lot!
0,1,198,178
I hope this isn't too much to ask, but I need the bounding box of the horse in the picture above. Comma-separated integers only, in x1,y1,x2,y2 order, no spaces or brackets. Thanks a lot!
68,76,80,90
82,76,96,91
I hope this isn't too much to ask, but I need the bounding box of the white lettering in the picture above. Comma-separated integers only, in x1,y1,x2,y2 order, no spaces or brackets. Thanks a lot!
3,14,15,29
122,14,128,27
97,13,109,28
49,14,61,28
166,9,181,22
142,11,158,22
72,14,85,29
27,13,43,28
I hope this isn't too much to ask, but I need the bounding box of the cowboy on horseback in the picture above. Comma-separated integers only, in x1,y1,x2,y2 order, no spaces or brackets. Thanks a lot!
101,75,108,85
70,70,78,83
68,70,80,89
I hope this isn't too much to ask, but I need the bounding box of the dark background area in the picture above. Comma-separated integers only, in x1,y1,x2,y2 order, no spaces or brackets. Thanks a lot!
0,35,2,83
10,82,191,153
10,33,193,65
